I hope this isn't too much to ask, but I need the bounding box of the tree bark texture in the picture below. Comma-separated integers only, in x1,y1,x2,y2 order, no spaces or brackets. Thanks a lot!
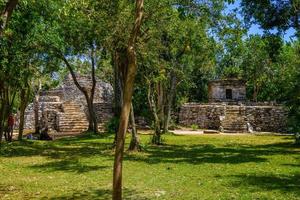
128,103,141,151
18,88,30,140
147,82,162,145
163,74,177,133
112,0,144,199
34,81,41,134
112,48,126,146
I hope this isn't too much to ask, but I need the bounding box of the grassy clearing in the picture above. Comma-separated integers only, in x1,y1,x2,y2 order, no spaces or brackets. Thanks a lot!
0,133,299,200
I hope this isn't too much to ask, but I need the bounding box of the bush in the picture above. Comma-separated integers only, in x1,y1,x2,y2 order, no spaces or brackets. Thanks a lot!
191,124,199,131
104,117,119,134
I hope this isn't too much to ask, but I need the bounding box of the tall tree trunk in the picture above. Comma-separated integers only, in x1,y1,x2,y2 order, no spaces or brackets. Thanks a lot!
112,0,144,199
157,82,164,130
18,88,30,140
147,83,162,145
34,81,41,134
0,0,19,36
128,103,141,151
86,98,97,132
112,49,126,146
90,46,98,133
163,75,177,133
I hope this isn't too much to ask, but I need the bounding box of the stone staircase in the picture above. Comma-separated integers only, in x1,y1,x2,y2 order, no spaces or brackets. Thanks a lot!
58,101,89,133
221,106,247,132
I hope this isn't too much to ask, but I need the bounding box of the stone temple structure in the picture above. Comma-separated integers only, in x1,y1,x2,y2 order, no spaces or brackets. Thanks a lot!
179,79,288,133
24,74,114,133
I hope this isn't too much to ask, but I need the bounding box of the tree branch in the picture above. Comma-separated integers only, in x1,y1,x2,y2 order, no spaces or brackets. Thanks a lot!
0,0,19,36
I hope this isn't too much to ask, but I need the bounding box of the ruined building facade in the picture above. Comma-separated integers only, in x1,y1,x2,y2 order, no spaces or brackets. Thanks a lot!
179,79,288,132
24,74,114,133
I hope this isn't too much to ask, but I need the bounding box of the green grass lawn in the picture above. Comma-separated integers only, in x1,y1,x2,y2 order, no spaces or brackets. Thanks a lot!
0,133,299,200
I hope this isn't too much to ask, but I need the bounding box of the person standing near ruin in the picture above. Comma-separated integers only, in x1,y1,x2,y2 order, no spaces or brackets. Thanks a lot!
6,113,15,142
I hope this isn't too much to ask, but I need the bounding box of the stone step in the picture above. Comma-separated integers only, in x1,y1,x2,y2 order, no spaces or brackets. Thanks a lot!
223,125,247,128
59,124,88,127
63,106,81,108
59,129,87,132
63,106,82,108
60,114,87,117
222,122,246,125
223,126,246,129
223,126,247,129
60,118,88,121
63,108,82,111
62,113,86,115
63,109,82,112
59,116,88,121
60,115,87,118
59,118,88,121
59,119,88,122
59,123,89,126
63,105,82,108
59,127,88,130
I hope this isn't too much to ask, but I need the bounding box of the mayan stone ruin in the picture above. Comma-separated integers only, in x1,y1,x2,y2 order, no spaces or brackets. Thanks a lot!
179,79,288,133
24,74,114,133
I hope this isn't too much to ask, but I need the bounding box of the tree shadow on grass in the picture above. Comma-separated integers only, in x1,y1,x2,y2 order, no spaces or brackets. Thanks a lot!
0,136,114,174
125,141,300,165
0,136,113,159
228,173,300,196
1,135,299,169
30,159,109,173
42,188,150,200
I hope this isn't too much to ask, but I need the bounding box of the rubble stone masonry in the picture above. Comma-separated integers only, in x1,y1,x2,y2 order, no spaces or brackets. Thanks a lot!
179,103,288,132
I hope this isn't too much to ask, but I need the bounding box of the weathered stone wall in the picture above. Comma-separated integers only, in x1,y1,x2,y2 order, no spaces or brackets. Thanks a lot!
93,103,113,124
62,74,113,105
179,103,288,132
179,103,226,129
245,106,288,132
23,101,63,130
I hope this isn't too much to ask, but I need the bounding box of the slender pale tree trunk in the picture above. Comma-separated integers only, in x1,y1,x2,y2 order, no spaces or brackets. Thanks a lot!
163,75,177,133
112,1,144,199
147,83,162,145
18,88,30,140
156,82,164,130
90,46,98,133
128,103,141,151
34,80,41,134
